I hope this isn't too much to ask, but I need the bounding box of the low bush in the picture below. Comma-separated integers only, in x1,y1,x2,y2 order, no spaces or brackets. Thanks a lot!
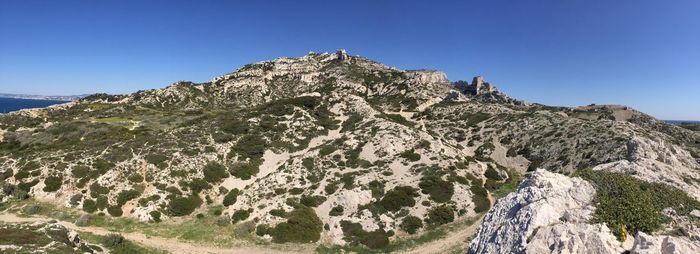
484,166,504,180
167,195,202,216
116,189,140,206
144,154,168,166
576,169,700,239
203,161,228,183
399,149,421,162
24,205,40,215
107,205,123,217
149,211,161,223
223,189,240,206
102,234,125,248
256,224,273,236
400,215,423,234
42,175,63,192
378,186,418,212
188,178,211,195
329,206,344,216
339,220,390,249
231,209,251,223
83,199,97,213
229,134,266,161
300,195,327,207
426,205,454,227
466,173,491,213
228,162,260,180
127,174,143,183
221,119,249,135
419,176,454,203
17,179,39,192
272,206,323,243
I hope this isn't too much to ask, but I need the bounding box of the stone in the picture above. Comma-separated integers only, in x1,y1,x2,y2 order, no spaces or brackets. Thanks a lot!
467,169,624,254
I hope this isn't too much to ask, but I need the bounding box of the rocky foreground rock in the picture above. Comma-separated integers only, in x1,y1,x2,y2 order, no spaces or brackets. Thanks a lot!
468,169,700,254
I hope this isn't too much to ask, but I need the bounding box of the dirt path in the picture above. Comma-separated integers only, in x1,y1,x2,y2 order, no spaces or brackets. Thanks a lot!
399,213,485,254
400,194,493,254
0,213,303,254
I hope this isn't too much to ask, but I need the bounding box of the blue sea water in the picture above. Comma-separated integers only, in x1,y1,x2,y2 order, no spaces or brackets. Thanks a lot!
665,120,700,124
0,97,69,113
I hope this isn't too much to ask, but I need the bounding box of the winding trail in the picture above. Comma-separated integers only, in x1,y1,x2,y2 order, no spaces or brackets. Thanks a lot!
400,194,493,254
0,213,304,254
0,193,494,254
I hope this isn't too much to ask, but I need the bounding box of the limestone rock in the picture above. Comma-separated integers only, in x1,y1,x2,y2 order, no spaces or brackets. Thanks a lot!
467,169,624,254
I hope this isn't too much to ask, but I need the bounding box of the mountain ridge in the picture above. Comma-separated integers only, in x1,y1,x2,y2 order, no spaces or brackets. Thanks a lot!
1,50,699,253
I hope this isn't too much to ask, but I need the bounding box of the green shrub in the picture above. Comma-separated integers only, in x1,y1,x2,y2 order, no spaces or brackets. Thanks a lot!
484,166,503,180
102,233,125,247
256,224,273,236
419,176,454,203
83,199,97,213
127,174,143,183
221,119,249,135
188,178,211,194
107,205,123,217
378,186,418,212
89,182,110,197
272,206,323,243
17,179,39,192
400,149,421,162
341,113,363,132
400,215,423,234
324,182,339,195
318,145,337,156
228,162,260,180
203,161,228,183
144,154,168,165
167,195,202,216
385,113,412,127
72,165,90,178
42,175,63,192
231,209,251,223
329,206,344,216
96,196,108,210
289,187,304,195
150,211,161,222
229,135,266,161
24,205,40,215
576,169,700,239
426,205,454,227
223,189,240,206
466,173,491,213
116,189,140,206
339,220,390,249
270,208,287,218
300,195,327,207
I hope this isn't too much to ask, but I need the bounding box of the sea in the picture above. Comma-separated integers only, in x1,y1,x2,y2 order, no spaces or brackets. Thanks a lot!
665,120,700,124
0,97,69,114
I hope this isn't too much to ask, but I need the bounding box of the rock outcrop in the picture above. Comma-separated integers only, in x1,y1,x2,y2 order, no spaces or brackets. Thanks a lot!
467,169,625,254
453,76,522,104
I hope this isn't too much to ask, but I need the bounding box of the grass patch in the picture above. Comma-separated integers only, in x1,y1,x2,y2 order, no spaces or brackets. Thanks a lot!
575,169,700,239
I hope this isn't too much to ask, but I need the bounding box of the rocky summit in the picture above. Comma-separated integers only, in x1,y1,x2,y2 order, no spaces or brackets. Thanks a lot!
1,50,699,253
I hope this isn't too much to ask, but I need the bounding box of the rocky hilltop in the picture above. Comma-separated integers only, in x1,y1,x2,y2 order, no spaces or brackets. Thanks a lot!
1,50,699,253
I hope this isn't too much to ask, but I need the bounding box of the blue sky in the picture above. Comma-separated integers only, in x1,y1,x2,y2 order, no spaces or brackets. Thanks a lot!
1,1,698,120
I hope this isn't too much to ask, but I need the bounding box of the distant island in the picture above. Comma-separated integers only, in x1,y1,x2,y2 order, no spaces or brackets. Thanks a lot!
0,93,86,101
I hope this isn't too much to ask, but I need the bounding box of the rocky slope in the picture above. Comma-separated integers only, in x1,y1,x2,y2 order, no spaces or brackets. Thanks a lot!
1,50,699,252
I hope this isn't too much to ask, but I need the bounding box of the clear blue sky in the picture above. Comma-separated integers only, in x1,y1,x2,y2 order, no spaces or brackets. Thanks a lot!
1,0,698,120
